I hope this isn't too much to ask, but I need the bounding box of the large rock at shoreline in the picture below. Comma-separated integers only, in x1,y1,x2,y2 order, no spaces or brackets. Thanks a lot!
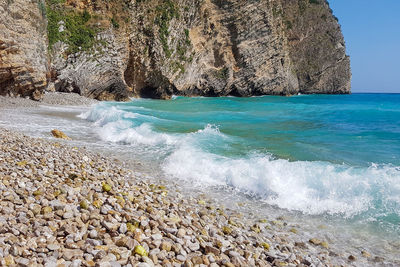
51,129,71,140
1,0,350,100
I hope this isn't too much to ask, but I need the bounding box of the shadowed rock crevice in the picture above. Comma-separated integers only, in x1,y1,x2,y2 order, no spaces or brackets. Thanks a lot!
123,52,151,98
0,68,15,96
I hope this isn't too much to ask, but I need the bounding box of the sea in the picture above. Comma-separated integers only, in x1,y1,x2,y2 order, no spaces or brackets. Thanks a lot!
1,93,400,263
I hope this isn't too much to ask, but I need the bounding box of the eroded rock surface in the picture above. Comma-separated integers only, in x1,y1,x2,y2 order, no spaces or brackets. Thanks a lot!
1,0,351,100
0,0,48,100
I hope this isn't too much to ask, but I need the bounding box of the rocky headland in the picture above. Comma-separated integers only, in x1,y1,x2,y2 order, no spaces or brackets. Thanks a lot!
1,0,351,100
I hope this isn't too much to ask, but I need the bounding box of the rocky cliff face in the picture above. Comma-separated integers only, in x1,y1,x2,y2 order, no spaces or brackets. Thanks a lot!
1,0,351,100
0,0,48,100
282,0,351,94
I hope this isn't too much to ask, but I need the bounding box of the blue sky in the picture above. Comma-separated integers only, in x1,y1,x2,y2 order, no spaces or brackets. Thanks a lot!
329,1,400,93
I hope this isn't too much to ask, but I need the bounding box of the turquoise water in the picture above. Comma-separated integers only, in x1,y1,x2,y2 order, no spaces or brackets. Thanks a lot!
80,93,400,234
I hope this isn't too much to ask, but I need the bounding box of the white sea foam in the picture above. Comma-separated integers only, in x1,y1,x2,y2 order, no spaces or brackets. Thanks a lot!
163,147,400,217
81,103,400,218
79,105,135,126
80,105,177,146
99,121,177,145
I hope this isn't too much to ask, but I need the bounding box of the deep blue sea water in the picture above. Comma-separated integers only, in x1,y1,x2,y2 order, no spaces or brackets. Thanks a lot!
79,93,400,234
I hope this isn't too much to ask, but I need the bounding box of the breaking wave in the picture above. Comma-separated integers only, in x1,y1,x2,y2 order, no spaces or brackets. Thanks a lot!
80,102,400,221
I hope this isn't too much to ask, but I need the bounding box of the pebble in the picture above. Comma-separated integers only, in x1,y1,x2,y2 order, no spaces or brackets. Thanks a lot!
0,128,382,267
44,262,57,267
16,257,30,266
119,223,127,234
89,229,98,239
63,212,74,219
177,254,186,262
151,233,163,240
205,246,220,255
186,240,200,251
161,241,172,252
348,255,357,261
47,244,60,251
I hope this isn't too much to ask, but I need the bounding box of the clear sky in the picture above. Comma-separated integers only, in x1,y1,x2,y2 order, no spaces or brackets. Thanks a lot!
329,1,400,93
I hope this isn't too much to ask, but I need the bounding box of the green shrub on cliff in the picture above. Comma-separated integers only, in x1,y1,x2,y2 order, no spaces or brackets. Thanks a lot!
215,67,229,79
155,0,180,58
48,0,65,4
46,0,98,54
111,16,120,29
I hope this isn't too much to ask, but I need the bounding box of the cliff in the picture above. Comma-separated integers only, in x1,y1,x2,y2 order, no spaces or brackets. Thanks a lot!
0,0,48,100
0,0,351,100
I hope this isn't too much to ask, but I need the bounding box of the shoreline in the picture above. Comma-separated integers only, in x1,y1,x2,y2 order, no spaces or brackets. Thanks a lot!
0,92,98,108
0,95,396,266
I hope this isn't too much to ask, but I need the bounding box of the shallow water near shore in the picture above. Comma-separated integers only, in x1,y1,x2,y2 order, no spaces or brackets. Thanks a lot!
1,93,400,264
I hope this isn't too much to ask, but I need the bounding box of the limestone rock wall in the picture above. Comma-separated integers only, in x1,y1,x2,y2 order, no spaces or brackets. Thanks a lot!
117,0,350,98
282,0,351,94
0,0,48,100
1,0,351,100
50,30,131,101
123,0,298,98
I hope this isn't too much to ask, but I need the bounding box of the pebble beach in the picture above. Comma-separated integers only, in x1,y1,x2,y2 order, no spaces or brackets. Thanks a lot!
0,94,396,267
